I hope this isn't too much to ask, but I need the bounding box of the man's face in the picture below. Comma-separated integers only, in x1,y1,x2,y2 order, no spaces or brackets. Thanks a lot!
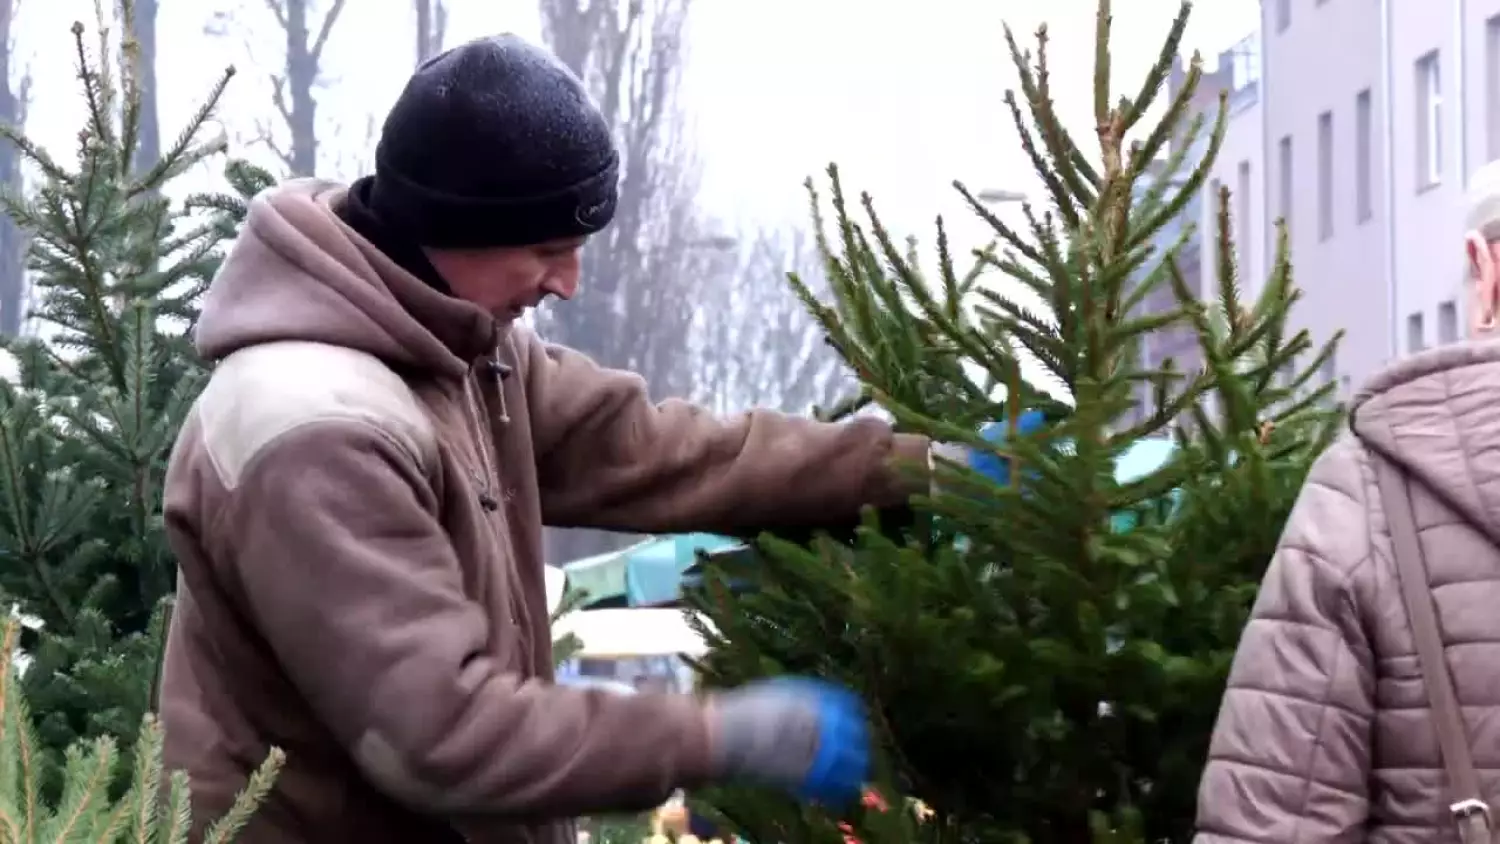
1467,232,1500,338
425,236,587,321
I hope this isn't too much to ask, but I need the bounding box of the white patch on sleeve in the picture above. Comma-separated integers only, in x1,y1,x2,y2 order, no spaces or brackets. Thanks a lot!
196,341,437,488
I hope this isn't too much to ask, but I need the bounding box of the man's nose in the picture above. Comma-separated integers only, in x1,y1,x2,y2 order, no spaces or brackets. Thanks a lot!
544,273,579,301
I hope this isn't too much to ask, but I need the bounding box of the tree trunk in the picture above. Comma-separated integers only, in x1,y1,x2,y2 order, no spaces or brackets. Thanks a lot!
414,0,446,66
0,0,25,336
282,1,317,176
267,0,346,177
129,0,160,174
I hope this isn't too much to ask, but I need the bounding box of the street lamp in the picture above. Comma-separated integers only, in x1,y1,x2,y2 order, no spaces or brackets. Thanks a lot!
977,188,1027,204
688,235,738,251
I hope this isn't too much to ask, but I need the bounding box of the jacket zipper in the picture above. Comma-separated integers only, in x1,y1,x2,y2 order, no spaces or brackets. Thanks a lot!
460,346,536,674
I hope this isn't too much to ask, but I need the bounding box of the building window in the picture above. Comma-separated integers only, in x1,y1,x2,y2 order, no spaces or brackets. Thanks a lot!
1318,111,1334,239
1416,50,1443,189
1278,135,1293,234
1438,299,1459,343
1489,15,1500,159
1407,311,1426,353
1356,89,1373,222
1275,0,1291,32
1236,160,1252,275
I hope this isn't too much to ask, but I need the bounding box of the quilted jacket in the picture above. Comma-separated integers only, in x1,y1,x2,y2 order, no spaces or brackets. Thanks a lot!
1195,340,1500,842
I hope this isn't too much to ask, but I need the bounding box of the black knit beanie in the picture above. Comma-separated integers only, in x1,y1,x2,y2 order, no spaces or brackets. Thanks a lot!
370,33,619,249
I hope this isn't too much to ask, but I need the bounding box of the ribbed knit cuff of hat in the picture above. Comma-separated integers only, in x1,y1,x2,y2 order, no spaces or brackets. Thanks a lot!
368,151,619,250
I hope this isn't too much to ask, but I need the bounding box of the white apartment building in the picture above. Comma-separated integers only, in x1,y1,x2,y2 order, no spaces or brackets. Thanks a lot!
1201,0,1500,394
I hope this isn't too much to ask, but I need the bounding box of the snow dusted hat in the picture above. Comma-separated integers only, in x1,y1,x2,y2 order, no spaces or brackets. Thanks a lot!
369,33,619,249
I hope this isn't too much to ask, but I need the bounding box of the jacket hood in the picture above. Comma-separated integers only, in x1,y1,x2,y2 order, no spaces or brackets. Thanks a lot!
1352,339,1500,544
196,178,500,379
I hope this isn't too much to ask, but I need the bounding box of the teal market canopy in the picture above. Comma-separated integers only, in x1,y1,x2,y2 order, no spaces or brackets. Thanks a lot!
671,435,1183,602
558,436,1182,610
561,532,742,608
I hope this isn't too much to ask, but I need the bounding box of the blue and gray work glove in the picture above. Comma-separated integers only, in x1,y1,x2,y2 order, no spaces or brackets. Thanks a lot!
928,409,1050,489
707,677,870,804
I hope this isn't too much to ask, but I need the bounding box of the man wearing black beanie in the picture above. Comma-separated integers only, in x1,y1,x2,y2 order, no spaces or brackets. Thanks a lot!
159,33,950,844
339,32,621,307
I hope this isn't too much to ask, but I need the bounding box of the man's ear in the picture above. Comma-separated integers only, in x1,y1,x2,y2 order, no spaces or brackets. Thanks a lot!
1467,231,1498,333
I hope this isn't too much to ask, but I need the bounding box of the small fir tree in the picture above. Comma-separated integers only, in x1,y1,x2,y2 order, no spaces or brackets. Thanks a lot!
688,2,1342,842
551,584,589,667
0,616,280,842
0,1,273,798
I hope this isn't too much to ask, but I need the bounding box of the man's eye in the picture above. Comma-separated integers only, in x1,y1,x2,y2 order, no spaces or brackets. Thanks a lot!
538,240,586,258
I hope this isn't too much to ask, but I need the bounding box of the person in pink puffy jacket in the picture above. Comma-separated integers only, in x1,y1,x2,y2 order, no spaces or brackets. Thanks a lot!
1194,162,1500,842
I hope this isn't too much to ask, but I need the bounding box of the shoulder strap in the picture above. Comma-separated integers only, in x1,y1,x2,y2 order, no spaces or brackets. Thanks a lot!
1373,453,1494,842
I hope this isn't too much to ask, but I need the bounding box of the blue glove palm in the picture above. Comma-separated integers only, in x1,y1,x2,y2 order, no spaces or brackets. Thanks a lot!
960,409,1183,530
707,676,870,805
970,409,1049,485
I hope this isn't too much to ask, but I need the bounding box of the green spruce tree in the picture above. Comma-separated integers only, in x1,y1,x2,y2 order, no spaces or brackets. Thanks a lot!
551,583,589,667
0,616,280,843
0,1,272,799
688,2,1342,842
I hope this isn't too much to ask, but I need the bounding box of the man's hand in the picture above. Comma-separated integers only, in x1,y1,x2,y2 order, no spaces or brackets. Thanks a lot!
706,677,871,805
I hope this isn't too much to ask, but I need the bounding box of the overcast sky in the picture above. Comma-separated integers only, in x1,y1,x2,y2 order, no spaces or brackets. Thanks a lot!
18,0,1256,259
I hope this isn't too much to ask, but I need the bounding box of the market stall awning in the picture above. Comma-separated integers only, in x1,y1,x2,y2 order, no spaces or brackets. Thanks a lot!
561,533,742,608
552,608,715,658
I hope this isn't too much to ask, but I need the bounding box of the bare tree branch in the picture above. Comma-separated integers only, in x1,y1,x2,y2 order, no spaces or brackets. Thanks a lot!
324,111,379,181
259,0,286,29
268,75,292,124
693,227,852,415
309,0,345,62
245,114,292,173
14,70,27,127
211,0,347,176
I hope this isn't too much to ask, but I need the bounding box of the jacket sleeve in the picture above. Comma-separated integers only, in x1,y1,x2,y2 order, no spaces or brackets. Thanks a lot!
1194,437,1376,843
518,327,931,534
212,419,716,819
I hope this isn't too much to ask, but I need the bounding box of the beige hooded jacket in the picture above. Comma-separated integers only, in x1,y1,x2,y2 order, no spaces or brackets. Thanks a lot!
158,179,929,843
1195,341,1500,842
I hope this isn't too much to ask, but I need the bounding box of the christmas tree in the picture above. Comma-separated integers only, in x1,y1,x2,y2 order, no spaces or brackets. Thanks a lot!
688,2,1342,842
0,615,279,842
0,2,273,798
